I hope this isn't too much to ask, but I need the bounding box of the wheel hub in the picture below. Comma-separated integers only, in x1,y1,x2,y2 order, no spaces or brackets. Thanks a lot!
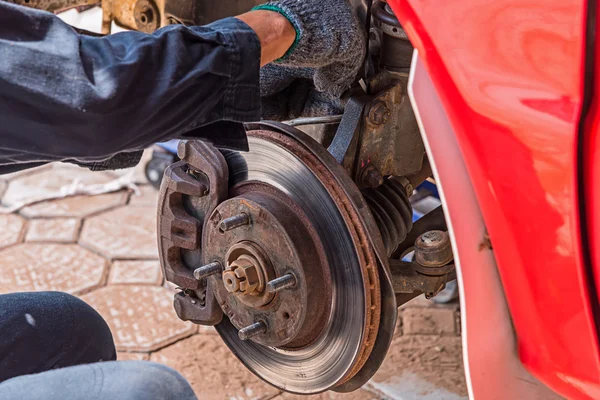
204,187,332,348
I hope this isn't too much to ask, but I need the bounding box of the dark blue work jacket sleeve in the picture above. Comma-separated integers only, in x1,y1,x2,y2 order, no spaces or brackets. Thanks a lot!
0,3,261,173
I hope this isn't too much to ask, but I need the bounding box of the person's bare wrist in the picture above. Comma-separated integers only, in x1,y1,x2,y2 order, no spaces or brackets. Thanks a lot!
235,10,296,66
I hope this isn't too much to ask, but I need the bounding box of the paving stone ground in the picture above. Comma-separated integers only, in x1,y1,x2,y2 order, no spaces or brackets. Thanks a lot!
0,161,468,399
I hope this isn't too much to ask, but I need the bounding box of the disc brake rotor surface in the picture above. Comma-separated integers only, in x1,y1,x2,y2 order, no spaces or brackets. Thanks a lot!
214,130,380,393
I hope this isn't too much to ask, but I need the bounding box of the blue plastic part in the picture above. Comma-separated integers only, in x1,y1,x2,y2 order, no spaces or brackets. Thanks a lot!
417,180,439,199
413,209,424,222
156,139,180,154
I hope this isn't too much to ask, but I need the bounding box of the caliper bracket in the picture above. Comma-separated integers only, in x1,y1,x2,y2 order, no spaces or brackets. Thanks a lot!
157,140,228,325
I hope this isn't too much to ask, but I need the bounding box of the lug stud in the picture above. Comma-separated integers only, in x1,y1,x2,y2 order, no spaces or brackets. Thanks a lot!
266,273,296,294
219,213,249,232
238,321,267,341
193,262,222,280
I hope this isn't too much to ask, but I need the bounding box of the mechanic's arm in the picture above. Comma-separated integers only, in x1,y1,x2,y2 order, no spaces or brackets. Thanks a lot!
0,0,363,168
0,3,292,162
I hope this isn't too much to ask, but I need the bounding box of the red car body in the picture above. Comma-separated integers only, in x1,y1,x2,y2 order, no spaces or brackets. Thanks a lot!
389,0,600,398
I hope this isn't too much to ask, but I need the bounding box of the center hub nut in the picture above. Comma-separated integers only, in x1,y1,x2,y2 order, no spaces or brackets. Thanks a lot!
222,256,261,295
203,183,332,348
222,242,274,308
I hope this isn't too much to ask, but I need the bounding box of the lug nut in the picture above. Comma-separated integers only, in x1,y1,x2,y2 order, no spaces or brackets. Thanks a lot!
266,273,296,294
193,262,222,280
238,321,267,341
220,213,249,232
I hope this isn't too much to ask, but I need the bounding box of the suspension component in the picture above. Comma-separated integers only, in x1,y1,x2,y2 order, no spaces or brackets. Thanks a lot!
362,176,413,257
389,207,456,300
414,230,454,269
372,0,413,71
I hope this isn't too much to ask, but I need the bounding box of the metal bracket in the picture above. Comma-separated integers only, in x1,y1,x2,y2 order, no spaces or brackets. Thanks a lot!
389,259,455,299
157,140,228,325
327,94,372,174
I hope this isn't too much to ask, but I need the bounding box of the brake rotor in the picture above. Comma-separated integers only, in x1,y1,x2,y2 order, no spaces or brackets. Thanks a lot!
208,129,381,393
157,126,396,393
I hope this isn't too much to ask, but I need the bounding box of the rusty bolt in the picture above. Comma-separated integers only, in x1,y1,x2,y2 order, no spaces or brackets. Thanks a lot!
359,164,384,188
193,262,222,280
220,213,250,232
368,101,391,125
238,321,267,341
266,273,296,294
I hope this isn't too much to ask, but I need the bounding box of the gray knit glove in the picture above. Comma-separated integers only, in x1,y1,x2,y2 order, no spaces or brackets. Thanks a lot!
253,0,366,97
261,75,343,120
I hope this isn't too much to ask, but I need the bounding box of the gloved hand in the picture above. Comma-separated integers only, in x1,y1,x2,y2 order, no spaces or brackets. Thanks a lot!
260,68,344,120
254,0,366,98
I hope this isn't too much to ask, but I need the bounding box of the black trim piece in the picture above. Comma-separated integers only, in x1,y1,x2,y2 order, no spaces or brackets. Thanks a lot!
577,0,600,344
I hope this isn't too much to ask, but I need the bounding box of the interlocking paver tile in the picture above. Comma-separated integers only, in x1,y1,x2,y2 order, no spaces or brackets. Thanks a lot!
3,164,114,206
109,260,162,285
128,185,158,208
117,352,149,361
400,294,460,310
370,334,467,398
0,243,107,294
2,164,128,218
25,218,80,243
20,192,129,218
403,308,458,336
79,206,158,259
0,214,26,249
150,334,279,400
82,285,195,352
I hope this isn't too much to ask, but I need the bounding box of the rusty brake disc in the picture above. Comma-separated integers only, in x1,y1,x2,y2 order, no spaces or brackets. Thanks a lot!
210,128,381,394
158,126,395,394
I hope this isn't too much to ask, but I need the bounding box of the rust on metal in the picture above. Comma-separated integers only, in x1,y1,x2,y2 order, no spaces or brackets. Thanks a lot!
367,100,391,125
157,140,229,326
238,321,267,341
357,80,425,180
266,273,296,294
222,240,274,306
388,259,453,300
358,164,384,189
193,261,222,280
246,129,382,385
219,213,250,232
204,185,332,348
133,0,160,32
414,230,453,267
